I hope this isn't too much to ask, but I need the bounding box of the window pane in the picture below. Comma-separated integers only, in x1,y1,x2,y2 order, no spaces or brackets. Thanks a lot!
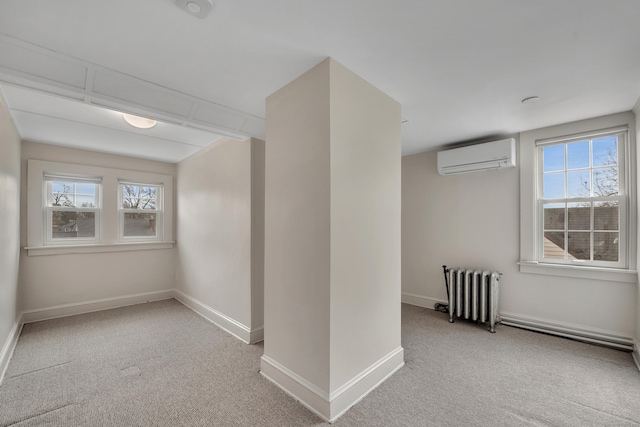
594,232,619,262
543,232,565,259
567,170,590,198
543,145,565,172
137,198,157,210
543,173,565,199
123,212,157,237
51,181,74,206
594,202,618,231
567,140,589,169
51,181,73,193
122,184,158,209
543,203,564,230
568,232,590,260
592,136,617,167
75,182,96,195
52,211,95,239
76,195,97,208
49,181,97,208
592,167,618,196
567,203,590,230
123,197,139,209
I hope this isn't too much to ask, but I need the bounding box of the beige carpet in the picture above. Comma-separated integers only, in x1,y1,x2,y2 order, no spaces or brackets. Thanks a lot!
1,299,639,426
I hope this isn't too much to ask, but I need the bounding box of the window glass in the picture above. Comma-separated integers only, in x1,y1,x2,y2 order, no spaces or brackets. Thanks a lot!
120,183,162,239
543,144,564,172
45,177,100,244
566,140,589,169
52,211,96,239
539,131,624,266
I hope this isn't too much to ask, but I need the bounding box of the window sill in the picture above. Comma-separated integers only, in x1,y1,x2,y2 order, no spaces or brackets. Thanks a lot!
25,241,175,256
518,261,638,284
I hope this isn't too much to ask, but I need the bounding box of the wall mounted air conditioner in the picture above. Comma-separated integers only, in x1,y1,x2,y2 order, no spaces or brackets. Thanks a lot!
437,138,516,176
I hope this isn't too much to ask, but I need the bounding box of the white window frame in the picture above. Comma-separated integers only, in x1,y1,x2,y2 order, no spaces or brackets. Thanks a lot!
519,112,637,283
536,128,627,269
44,174,102,245
27,160,174,256
118,181,164,242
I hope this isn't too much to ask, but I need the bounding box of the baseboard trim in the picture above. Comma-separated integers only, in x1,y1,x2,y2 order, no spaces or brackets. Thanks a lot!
500,311,634,351
401,292,447,310
0,315,23,386
20,290,175,324
260,355,330,421
633,339,640,371
174,290,252,344
260,347,404,422
329,346,404,422
249,325,264,344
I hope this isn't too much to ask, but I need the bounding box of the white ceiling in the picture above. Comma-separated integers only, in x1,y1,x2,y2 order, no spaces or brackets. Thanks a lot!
1,85,227,163
1,0,639,162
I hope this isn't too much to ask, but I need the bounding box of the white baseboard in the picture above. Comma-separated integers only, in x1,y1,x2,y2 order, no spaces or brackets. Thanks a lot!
633,339,640,371
260,347,404,423
174,289,254,344
20,289,175,324
401,292,447,310
249,325,264,344
500,311,634,351
0,316,23,386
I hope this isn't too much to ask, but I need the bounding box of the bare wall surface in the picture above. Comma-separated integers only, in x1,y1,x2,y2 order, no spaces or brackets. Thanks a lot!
19,141,176,311
0,97,21,348
402,129,636,338
176,138,254,330
329,59,402,391
251,139,265,331
264,59,332,392
636,102,640,348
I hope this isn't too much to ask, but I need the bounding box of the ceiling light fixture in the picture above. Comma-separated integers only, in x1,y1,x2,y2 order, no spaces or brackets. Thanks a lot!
122,113,157,129
175,0,213,19
521,96,541,104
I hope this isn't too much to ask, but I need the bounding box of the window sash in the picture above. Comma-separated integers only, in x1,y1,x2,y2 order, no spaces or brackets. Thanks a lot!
537,198,626,267
118,182,163,241
44,174,101,245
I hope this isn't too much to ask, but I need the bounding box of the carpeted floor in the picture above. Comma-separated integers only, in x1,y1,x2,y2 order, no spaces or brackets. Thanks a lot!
1,299,639,426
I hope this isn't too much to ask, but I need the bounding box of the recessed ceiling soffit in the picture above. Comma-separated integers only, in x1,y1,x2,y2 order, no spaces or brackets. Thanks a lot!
0,34,265,140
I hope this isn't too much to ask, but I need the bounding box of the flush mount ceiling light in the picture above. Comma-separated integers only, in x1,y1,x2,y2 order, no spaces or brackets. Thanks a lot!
175,0,213,19
521,96,541,104
122,113,157,129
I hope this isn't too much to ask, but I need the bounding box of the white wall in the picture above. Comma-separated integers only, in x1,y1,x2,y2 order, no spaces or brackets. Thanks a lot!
264,59,332,392
402,114,637,341
329,59,402,391
635,100,640,360
402,149,521,309
0,97,21,362
175,138,264,341
19,141,176,312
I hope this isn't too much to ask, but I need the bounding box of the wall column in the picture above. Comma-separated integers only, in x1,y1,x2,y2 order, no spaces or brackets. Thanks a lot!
261,58,403,422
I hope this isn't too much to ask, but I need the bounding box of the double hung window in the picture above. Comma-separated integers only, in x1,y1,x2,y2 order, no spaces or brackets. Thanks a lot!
119,182,163,240
537,128,627,268
45,174,101,244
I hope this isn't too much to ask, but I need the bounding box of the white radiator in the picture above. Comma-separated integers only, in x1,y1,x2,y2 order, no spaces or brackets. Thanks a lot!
446,267,501,333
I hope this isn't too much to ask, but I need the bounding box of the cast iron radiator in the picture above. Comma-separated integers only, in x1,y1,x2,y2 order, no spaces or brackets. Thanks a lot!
445,267,501,333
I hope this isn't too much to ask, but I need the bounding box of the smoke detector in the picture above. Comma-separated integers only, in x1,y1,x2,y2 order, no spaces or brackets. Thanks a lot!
175,0,213,19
